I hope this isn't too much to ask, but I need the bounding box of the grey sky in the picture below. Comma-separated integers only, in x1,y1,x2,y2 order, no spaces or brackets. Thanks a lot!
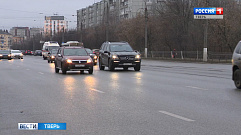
0,0,101,30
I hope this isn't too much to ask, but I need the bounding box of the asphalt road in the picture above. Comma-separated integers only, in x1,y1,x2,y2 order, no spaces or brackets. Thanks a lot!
0,56,240,135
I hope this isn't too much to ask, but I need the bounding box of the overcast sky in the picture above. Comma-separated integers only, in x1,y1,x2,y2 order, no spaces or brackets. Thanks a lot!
0,0,101,30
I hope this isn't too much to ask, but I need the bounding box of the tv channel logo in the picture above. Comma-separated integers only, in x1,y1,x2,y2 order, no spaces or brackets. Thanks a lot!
18,123,66,130
194,7,223,15
194,7,223,19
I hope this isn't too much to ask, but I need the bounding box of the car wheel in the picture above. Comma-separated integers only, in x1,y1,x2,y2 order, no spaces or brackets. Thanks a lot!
134,64,141,71
234,69,241,89
89,67,93,74
55,63,59,73
99,58,105,70
123,67,128,71
62,63,67,74
48,60,50,63
108,60,115,71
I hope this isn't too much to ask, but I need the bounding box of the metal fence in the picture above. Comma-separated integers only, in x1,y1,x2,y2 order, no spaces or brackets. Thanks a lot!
140,51,232,62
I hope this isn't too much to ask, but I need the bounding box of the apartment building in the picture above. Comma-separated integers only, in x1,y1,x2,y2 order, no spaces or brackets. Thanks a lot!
0,30,12,50
10,27,30,40
77,0,161,29
30,28,44,38
44,16,68,37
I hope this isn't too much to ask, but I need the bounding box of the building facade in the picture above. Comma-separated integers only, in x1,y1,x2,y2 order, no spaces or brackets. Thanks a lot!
30,28,44,38
77,0,161,29
44,16,68,37
10,27,30,40
0,30,12,50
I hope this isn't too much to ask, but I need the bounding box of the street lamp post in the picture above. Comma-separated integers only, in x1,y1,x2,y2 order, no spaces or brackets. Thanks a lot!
144,1,148,58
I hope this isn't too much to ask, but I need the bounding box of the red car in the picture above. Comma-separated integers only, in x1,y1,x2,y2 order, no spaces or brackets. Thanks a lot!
54,46,94,74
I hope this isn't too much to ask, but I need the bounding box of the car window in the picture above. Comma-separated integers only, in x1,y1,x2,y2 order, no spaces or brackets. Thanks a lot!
235,42,241,54
85,49,93,54
101,44,106,51
0,50,10,54
110,44,133,52
12,50,21,53
63,48,88,56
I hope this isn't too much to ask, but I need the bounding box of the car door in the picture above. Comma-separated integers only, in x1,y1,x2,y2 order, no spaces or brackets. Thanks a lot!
102,44,110,65
56,48,62,67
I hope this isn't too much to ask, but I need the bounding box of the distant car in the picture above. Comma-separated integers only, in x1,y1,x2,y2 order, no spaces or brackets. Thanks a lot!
92,49,99,57
0,50,12,60
85,48,98,65
99,42,141,71
10,50,23,59
42,41,60,60
34,50,42,56
55,46,94,74
24,50,32,55
47,49,58,63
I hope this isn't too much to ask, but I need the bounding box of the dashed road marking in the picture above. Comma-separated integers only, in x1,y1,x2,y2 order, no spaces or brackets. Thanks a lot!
38,72,44,75
186,86,208,91
90,88,105,93
159,111,195,122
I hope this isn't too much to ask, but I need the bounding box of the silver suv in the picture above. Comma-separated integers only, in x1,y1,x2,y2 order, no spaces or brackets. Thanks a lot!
232,41,241,88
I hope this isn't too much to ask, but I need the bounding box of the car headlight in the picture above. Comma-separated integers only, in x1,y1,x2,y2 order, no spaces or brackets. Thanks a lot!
20,53,23,56
11,54,14,56
66,59,72,63
8,54,11,57
112,55,118,59
94,56,97,59
0,54,2,57
87,58,92,63
51,56,55,59
135,55,141,59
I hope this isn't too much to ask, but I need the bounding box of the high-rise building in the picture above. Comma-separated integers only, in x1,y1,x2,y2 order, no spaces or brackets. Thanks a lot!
0,30,12,50
44,16,68,37
10,27,30,40
77,0,160,29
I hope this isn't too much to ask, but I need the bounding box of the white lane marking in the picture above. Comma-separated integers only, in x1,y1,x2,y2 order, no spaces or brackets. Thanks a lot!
159,111,195,122
38,72,44,75
90,88,105,93
186,86,208,91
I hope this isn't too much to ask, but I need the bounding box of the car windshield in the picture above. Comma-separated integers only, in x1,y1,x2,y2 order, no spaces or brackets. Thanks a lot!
51,50,58,54
0,50,10,54
110,44,133,52
63,48,88,56
12,50,21,53
47,46,59,51
85,49,93,54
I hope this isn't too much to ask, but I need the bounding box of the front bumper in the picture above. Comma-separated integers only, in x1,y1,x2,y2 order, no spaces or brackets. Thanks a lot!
64,63,93,71
0,55,11,59
111,59,141,67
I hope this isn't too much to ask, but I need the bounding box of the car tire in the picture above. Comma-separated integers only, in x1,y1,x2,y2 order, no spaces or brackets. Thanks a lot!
134,64,141,71
48,60,50,63
234,69,241,89
55,63,59,73
108,60,115,71
62,63,67,74
99,58,105,70
89,67,93,74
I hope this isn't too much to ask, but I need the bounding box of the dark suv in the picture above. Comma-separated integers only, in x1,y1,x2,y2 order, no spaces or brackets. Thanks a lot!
232,41,241,88
55,46,94,74
98,42,141,71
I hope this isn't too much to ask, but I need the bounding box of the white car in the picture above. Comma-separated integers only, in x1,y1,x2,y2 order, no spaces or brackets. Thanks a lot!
11,50,23,59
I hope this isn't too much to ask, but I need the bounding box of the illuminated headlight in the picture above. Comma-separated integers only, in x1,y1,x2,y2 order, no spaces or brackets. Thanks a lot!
20,53,23,56
66,59,72,63
8,54,11,57
51,56,55,59
135,55,141,59
0,54,2,57
112,55,118,59
87,58,92,63
11,54,14,56
94,56,97,59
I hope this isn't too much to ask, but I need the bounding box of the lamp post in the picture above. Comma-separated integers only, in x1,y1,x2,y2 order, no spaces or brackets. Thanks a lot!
144,1,148,58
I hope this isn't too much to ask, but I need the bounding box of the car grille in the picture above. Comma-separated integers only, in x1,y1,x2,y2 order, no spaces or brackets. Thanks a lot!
72,60,87,64
119,55,135,60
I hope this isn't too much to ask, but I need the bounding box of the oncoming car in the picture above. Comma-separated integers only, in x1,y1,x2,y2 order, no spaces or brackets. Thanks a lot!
0,50,12,60
85,48,98,65
55,46,94,74
47,49,58,63
11,50,23,59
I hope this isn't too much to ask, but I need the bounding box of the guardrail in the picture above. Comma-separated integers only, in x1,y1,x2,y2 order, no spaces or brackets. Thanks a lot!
140,51,232,63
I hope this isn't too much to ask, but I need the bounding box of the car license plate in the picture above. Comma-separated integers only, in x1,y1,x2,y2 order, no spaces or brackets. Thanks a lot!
75,64,85,67
123,63,132,65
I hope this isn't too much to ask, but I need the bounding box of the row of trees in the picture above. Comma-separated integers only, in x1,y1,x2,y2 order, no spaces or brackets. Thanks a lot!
12,0,241,53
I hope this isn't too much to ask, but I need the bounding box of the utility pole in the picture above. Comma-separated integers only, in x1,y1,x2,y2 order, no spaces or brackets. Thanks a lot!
105,0,109,41
203,0,209,62
144,1,148,58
